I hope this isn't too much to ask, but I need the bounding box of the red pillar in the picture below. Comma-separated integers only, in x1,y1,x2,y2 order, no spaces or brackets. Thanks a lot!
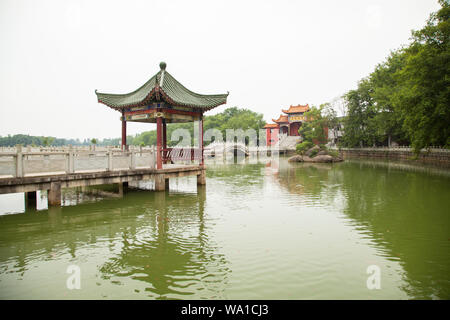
162,119,167,162
266,128,271,146
156,116,162,169
121,112,127,150
199,115,204,166
272,128,279,145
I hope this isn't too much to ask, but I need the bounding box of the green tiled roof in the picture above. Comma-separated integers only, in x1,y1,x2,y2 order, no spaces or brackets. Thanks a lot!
95,62,228,111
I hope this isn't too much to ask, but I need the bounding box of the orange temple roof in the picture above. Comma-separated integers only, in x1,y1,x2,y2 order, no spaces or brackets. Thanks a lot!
282,104,310,114
264,123,279,129
272,115,289,123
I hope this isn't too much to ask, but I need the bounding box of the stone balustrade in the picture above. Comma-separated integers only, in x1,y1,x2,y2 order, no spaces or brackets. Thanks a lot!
332,146,450,166
0,145,156,178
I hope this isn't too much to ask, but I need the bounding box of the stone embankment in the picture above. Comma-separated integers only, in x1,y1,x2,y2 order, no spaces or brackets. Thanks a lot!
336,147,450,166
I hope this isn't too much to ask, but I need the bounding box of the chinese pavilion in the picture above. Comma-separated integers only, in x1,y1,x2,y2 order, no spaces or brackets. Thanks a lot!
95,62,228,170
263,104,310,146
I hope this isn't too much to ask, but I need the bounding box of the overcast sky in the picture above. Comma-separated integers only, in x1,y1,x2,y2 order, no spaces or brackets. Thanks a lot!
0,0,441,140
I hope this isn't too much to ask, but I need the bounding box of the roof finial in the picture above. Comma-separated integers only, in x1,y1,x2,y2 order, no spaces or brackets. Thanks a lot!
159,61,167,70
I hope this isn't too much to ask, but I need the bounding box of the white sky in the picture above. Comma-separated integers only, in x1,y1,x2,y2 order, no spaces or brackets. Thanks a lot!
0,0,441,140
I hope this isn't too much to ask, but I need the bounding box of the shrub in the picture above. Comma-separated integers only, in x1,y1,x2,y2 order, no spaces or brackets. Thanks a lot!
296,141,313,154
328,150,339,158
309,148,319,158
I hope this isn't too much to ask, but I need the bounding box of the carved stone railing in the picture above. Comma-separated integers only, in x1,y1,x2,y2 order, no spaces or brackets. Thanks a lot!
0,145,156,178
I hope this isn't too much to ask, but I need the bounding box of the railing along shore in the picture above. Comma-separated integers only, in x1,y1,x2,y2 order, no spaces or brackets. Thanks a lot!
329,145,450,153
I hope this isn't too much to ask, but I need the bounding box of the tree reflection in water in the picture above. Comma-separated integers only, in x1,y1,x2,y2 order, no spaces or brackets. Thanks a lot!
274,159,450,299
0,157,448,299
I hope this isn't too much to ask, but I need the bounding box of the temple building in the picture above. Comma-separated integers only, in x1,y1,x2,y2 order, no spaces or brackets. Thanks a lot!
263,104,310,146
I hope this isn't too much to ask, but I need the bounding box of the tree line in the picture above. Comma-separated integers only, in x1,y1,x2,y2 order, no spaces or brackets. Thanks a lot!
0,107,265,147
130,107,265,146
337,1,449,153
0,134,121,147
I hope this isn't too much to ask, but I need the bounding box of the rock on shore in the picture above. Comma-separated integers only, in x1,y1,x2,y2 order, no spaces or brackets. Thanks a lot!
288,146,343,163
288,155,303,162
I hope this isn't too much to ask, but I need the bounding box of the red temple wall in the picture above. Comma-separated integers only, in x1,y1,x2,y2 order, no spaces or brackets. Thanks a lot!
266,128,271,146
265,128,279,146
271,129,278,145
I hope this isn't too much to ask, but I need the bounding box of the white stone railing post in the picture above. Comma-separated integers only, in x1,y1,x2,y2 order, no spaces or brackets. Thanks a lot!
130,151,136,170
108,150,113,171
16,144,23,178
67,145,75,174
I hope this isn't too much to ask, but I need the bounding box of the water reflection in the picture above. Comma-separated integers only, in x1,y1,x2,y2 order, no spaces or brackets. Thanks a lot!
0,157,448,299
99,188,230,299
277,159,450,299
0,185,230,299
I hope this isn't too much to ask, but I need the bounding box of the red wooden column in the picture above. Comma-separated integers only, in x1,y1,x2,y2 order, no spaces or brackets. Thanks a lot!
156,116,163,169
197,115,206,185
121,111,127,150
162,119,167,162
199,114,204,166
266,128,271,146
273,128,279,145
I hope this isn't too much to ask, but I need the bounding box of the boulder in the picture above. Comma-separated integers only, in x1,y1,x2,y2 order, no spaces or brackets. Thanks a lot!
305,145,320,157
288,155,304,162
289,148,344,163
301,156,313,162
313,155,334,163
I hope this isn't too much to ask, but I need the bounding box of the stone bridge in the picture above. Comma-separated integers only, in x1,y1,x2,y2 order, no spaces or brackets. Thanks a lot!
0,145,206,206
204,142,283,157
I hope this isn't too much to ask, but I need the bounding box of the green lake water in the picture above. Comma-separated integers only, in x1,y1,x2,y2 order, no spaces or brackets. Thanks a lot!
0,157,449,299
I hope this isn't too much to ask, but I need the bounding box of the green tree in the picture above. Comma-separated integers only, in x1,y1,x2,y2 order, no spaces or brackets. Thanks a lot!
340,79,380,147
393,0,450,152
41,136,55,147
370,50,410,146
340,1,449,152
299,104,335,145
131,107,266,147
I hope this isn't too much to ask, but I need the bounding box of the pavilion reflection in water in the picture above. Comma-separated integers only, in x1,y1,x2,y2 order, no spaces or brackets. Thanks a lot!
98,188,230,299
0,185,230,299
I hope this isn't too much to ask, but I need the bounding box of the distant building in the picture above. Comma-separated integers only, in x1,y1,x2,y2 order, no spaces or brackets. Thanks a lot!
327,116,345,147
263,104,310,146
